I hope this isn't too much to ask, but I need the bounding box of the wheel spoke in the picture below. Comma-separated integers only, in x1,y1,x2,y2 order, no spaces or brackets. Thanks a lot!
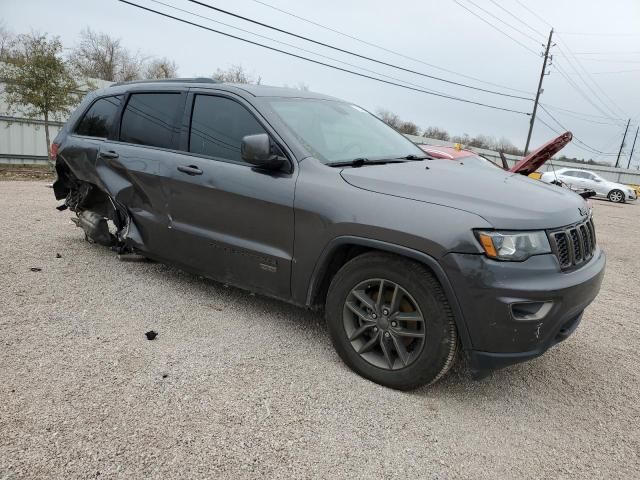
351,289,375,311
357,331,379,354
379,335,394,369
375,280,385,310
393,326,425,338
389,283,401,315
390,333,409,367
345,301,371,322
393,311,424,322
349,322,375,341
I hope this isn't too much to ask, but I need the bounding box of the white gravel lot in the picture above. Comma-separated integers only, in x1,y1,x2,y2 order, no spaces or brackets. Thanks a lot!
1,181,639,479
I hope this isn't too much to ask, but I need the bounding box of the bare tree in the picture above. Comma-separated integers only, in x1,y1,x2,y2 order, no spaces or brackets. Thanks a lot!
422,126,450,141
69,28,144,82
376,109,420,135
144,57,178,79
0,23,14,61
376,109,401,129
212,64,259,84
0,33,81,165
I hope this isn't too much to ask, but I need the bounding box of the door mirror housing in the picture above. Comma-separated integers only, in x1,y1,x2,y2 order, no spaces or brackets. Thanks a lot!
241,133,287,171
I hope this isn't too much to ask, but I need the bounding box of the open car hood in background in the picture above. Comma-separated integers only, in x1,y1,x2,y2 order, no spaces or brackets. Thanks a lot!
509,131,573,175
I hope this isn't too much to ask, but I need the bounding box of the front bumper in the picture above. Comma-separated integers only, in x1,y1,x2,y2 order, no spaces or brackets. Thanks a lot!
441,248,606,376
626,192,637,201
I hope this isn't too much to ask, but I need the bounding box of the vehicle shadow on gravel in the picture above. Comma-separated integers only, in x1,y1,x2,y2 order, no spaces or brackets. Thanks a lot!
63,233,586,399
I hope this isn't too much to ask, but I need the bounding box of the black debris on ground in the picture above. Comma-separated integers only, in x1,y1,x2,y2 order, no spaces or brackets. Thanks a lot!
30,267,42,272
145,330,158,341
56,253,62,258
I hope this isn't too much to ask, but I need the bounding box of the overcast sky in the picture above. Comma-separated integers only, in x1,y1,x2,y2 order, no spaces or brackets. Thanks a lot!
2,0,640,164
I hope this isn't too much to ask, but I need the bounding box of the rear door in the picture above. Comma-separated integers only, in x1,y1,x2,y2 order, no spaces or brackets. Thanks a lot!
162,91,296,298
100,90,187,259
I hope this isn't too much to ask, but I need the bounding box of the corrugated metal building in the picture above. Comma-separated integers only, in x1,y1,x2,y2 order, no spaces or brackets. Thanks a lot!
0,78,111,164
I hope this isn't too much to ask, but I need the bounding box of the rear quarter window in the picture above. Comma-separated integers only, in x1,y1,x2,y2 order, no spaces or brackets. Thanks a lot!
75,96,123,138
120,93,183,149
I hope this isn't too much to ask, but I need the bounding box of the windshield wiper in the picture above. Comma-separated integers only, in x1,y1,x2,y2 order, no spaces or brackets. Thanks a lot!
329,155,429,168
396,154,430,160
328,158,407,168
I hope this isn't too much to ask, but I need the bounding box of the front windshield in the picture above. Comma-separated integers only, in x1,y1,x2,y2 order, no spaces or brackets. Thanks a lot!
266,98,426,164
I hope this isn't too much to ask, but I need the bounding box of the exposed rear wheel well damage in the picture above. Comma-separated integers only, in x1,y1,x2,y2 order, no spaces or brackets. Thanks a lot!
54,159,130,249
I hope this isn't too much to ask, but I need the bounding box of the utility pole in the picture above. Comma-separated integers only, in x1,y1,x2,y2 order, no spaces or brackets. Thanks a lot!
524,28,554,155
627,125,639,169
615,118,631,168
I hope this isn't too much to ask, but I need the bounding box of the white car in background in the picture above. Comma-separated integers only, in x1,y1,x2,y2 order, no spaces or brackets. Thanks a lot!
541,168,637,203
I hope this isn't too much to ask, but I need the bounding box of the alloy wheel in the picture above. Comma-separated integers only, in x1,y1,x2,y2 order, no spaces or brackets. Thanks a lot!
342,278,426,370
610,191,623,202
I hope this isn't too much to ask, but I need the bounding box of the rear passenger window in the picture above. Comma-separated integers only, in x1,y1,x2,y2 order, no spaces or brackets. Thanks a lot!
189,95,266,162
75,96,122,138
120,93,182,149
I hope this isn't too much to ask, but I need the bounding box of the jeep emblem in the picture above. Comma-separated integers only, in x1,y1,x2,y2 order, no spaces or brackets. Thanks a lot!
579,207,589,217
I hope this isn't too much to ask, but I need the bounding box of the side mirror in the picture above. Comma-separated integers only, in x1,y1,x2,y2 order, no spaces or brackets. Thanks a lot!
241,133,287,171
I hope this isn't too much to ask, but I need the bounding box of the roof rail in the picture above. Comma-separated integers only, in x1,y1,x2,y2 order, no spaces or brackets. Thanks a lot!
110,77,220,87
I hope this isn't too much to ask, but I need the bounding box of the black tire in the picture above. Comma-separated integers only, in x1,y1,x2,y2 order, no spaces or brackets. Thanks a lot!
325,252,458,390
608,189,625,203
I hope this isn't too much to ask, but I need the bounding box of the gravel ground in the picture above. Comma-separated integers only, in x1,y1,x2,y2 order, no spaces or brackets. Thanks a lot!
1,181,639,479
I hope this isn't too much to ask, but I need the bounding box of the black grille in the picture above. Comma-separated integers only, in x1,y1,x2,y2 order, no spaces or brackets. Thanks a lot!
549,218,596,270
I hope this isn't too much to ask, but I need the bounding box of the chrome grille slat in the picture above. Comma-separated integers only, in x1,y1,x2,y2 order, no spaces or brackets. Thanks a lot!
549,217,596,271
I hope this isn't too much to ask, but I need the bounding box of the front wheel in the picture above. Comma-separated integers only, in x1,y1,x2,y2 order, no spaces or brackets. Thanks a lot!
325,252,458,390
608,189,625,203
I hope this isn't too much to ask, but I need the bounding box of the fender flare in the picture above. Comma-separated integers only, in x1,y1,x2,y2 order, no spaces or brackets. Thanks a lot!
305,236,472,350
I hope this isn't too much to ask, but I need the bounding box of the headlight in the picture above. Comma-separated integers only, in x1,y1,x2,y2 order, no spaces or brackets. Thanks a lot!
475,230,551,261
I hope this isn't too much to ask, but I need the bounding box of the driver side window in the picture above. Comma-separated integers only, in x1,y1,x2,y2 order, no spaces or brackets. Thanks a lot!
189,95,267,163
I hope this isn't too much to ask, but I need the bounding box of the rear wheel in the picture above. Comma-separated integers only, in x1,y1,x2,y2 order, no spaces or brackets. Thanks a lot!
608,189,625,203
325,252,458,390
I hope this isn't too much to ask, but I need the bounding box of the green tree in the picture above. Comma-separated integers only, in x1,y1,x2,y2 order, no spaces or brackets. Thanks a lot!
0,33,81,165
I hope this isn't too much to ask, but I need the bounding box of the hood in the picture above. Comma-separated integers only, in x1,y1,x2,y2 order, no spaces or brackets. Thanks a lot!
340,159,588,230
510,131,573,175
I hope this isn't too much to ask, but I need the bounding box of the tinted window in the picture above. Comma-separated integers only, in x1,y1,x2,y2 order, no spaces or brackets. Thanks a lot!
189,95,266,162
75,96,122,138
120,93,182,149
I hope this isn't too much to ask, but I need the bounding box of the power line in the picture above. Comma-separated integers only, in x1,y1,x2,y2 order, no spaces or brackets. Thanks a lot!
512,0,553,28
551,63,621,121
249,0,533,95
118,1,531,115
452,0,540,56
557,31,640,37
486,0,545,38
146,0,478,97
540,103,627,123
591,69,640,75
463,0,545,44
538,104,618,154
539,103,627,126
183,0,533,100
573,51,640,55
555,37,626,118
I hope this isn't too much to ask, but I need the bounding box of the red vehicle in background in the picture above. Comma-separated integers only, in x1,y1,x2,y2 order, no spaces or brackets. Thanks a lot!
419,132,573,176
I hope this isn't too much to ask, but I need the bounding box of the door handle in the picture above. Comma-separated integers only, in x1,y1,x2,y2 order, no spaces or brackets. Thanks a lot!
98,150,119,159
177,165,203,176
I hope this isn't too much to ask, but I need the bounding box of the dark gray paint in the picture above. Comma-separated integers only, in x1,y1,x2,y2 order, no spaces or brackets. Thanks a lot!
53,81,605,372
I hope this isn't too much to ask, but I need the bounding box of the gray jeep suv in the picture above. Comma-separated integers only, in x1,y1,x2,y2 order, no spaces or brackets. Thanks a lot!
52,79,605,389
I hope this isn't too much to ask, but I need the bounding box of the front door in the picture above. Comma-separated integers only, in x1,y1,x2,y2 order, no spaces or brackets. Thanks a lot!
163,93,296,299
